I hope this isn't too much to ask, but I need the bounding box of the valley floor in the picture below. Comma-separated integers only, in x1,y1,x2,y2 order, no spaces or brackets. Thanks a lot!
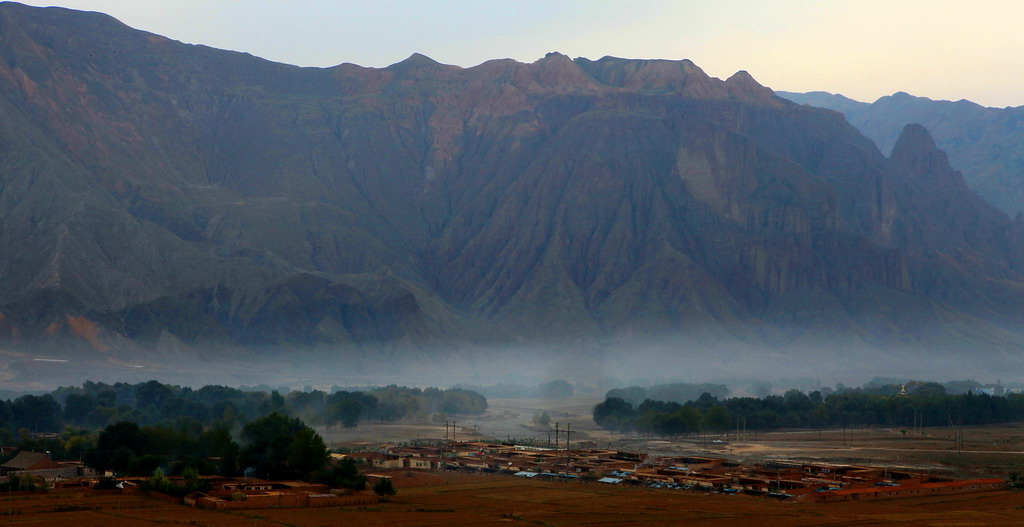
321,395,1024,480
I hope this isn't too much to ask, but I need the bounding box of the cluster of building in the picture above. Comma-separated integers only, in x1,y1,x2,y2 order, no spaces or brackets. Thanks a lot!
0,448,377,510
0,442,1007,506
180,478,377,509
348,441,1007,503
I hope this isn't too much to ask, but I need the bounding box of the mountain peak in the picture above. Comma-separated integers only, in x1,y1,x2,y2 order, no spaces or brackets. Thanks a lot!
387,52,447,70
892,122,937,154
724,70,779,104
530,51,593,89
725,70,756,84
890,123,966,190
534,51,577,70
725,70,764,90
872,91,913,105
572,56,718,95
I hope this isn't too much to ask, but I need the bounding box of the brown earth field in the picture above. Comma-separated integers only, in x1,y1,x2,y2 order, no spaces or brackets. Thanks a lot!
3,473,1024,526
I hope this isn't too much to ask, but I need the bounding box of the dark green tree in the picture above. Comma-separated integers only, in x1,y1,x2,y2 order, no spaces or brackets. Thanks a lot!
286,427,329,479
87,421,147,474
136,380,175,410
11,394,62,432
240,412,325,480
315,458,366,490
372,477,396,499
330,398,363,428
592,397,635,431
62,393,98,425
199,425,240,476
704,405,731,432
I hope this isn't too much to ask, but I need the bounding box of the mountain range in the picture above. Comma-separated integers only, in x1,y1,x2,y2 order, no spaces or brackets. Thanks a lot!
777,90,1024,218
1,2,1024,383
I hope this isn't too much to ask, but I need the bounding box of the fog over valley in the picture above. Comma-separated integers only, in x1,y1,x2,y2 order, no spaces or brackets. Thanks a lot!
6,6,1024,526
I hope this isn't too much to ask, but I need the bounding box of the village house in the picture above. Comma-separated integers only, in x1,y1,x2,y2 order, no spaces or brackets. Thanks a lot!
0,450,85,481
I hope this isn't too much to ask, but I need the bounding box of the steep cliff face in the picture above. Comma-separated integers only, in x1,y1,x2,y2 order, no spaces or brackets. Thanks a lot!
1,3,1024,360
778,90,1024,217
883,124,1024,321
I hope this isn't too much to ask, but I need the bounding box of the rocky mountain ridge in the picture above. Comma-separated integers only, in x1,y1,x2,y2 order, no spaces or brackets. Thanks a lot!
777,90,1024,217
1,2,1024,375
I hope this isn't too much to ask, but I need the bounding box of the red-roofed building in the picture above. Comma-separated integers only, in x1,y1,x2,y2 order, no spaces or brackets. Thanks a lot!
800,478,1007,503
1,451,57,474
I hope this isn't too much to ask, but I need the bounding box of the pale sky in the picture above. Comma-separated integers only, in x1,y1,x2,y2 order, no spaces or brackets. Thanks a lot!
16,0,1024,108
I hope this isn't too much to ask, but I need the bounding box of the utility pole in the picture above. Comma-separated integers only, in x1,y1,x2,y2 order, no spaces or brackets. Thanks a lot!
554,422,560,451
948,414,963,454
565,423,572,466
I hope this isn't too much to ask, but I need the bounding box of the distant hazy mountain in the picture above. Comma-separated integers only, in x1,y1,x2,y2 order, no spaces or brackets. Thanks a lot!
2,2,1024,374
777,90,1024,217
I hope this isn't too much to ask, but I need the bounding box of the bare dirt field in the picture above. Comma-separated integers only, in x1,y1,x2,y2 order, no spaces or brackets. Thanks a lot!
0,490,258,526
613,424,1024,480
260,473,1024,526
4,473,1023,526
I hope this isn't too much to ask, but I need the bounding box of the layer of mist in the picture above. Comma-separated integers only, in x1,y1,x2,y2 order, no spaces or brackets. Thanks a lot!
5,327,1021,395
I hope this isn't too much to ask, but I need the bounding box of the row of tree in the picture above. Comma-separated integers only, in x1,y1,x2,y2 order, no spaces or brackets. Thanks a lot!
75,413,358,484
594,388,1024,436
94,412,335,480
605,383,729,406
4,411,397,497
0,411,335,483
0,380,487,440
